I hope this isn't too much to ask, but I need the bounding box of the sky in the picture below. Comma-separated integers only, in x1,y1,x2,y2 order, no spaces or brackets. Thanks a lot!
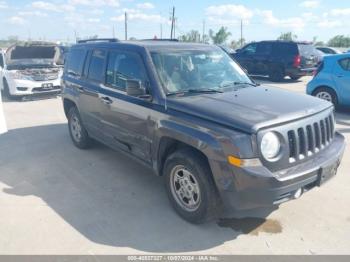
0,0,349,43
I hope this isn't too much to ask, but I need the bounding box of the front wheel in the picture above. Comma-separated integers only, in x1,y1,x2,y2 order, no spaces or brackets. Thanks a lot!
68,107,92,149
163,148,220,224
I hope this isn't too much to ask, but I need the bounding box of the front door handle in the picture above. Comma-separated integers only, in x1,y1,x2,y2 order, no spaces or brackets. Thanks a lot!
337,75,344,78
100,96,113,105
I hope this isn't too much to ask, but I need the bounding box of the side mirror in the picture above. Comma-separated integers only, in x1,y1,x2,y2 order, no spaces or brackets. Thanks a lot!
236,48,241,53
126,79,146,97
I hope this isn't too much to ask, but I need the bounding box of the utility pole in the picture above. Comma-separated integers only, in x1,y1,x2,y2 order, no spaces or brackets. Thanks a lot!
160,23,163,39
74,30,78,43
112,25,115,38
170,6,175,39
202,19,205,43
124,12,128,40
240,19,243,47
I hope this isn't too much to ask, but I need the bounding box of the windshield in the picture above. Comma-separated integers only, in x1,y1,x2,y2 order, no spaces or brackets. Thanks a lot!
150,49,253,94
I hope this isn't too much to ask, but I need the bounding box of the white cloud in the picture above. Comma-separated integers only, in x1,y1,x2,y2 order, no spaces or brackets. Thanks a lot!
258,10,305,31
8,16,26,25
206,4,253,20
299,1,320,8
31,1,75,12
330,8,350,16
136,2,154,9
87,18,100,23
111,9,164,23
317,20,342,28
68,0,119,7
18,11,48,17
0,1,8,9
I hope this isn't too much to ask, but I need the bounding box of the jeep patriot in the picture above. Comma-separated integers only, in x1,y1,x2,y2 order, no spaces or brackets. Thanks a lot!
61,39,345,223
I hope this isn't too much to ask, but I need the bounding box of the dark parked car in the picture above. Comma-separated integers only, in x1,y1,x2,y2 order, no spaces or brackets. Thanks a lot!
61,39,345,223
233,41,321,82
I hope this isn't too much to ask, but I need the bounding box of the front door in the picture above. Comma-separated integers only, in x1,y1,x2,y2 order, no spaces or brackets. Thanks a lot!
333,57,350,104
98,49,154,162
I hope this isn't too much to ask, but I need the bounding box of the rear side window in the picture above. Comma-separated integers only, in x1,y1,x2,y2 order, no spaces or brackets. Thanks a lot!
298,44,317,57
256,42,272,55
87,49,107,82
66,48,86,77
338,58,350,71
273,43,297,55
106,50,147,91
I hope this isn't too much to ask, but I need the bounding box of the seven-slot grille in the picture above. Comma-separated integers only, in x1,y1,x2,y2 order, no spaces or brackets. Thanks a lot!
287,113,335,163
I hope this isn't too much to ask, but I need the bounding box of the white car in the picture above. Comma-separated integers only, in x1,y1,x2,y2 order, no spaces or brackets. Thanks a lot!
0,42,63,98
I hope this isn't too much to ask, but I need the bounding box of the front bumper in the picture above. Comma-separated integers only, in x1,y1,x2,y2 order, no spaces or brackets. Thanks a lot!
219,132,345,212
6,78,61,96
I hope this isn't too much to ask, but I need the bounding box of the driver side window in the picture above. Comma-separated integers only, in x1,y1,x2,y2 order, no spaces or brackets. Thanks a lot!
106,50,148,92
242,43,257,55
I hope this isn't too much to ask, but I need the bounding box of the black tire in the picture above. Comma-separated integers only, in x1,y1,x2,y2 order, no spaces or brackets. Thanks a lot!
68,106,92,149
163,148,220,224
290,75,302,81
2,78,13,100
269,67,285,82
312,87,338,108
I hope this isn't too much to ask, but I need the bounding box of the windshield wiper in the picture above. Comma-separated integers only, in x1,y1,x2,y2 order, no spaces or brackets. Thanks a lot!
233,81,258,87
166,88,223,96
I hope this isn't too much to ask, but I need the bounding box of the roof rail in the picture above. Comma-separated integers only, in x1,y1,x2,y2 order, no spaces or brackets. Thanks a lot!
77,38,119,43
140,39,179,42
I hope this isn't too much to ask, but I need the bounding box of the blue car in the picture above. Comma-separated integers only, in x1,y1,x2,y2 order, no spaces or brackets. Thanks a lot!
307,54,350,108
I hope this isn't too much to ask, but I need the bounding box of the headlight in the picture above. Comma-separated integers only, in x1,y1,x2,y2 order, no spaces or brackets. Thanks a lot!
9,71,33,81
260,132,281,160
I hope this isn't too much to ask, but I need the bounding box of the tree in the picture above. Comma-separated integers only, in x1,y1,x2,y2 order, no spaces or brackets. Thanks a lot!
328,35,350,47
179,30,201,43
230,38,246,49
277,32,297,41
209,27,231,44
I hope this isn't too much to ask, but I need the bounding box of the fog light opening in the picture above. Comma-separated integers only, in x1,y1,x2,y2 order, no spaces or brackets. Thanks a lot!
293,188,303,199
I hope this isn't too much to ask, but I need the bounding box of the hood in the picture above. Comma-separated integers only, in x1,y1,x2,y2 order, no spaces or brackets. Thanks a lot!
166,86,332,133
5,42,60,66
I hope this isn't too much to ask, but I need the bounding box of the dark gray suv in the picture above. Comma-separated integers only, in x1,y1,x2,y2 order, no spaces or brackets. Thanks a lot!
61,39,345,223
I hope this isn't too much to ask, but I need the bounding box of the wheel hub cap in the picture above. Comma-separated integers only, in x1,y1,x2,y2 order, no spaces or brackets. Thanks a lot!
70,116,82,142
170,165,201,211
316,92,332,102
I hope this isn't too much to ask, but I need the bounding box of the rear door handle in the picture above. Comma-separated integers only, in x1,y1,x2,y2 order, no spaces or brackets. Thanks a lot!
100,96,113,105
337,75,344,78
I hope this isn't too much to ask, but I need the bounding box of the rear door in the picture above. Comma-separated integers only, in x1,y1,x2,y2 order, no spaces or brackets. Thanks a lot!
98,49,154,162
333,57,350,104
298,44,319,69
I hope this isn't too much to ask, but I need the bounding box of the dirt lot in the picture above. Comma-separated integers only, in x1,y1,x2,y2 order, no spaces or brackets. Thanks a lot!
0,76,349,254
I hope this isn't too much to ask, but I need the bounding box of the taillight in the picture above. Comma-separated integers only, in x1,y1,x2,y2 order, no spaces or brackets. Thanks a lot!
293,55,301,67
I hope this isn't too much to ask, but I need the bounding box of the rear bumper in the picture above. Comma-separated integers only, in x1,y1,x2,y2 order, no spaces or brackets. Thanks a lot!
219,132,345,213
286,67,316,77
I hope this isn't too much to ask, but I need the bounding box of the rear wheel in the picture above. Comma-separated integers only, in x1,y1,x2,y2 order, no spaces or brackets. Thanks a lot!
269,67,285,82
290,75,302,81
313,87,338,107
163,148,220,224
68,106,92,149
